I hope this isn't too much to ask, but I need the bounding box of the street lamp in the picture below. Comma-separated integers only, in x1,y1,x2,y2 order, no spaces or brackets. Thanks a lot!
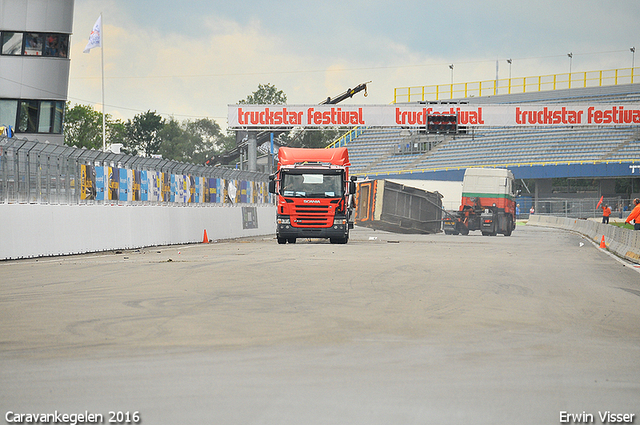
632,47,636,84
449,64,454,98
567,53,573,88
507,58,513,94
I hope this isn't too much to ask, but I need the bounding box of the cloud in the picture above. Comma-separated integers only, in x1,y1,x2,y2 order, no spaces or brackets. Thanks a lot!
69,0,640,130
70,3,400,128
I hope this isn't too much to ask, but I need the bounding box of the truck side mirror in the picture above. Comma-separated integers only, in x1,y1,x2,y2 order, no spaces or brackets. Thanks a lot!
268,174,276,194
349,176,357,194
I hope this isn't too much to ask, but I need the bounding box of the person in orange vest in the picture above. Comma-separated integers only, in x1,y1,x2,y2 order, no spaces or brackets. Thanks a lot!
601,203,611,224
625,198,640,230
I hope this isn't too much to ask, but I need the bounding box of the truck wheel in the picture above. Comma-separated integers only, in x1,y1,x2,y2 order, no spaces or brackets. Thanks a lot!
287,238,296,244
330,237,348,244
277,237,287,244
504,217,513,236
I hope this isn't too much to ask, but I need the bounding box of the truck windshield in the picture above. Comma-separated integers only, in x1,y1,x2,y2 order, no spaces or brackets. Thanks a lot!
281,172,344,198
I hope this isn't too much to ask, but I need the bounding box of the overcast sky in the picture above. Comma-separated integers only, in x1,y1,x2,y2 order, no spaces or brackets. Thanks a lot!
69,0,640,129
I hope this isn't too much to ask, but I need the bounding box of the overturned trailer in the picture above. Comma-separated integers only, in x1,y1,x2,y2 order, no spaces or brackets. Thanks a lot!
355,179,443,234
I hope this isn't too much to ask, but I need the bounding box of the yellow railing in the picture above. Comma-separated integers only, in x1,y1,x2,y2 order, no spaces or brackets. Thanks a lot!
394,67,639,103
326,125,367,149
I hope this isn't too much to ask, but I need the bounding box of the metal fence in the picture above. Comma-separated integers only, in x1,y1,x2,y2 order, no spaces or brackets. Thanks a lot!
0,136,271,205
517,196,632,220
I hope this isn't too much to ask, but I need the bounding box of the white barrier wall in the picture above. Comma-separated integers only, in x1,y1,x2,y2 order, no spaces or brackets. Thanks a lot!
0,204,276,260
527,215,640,264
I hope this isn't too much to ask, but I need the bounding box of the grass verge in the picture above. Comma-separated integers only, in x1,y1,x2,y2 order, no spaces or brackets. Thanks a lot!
611,222,634,230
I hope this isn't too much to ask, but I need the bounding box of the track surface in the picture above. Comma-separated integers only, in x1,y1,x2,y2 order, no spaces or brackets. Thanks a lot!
1,225,639,424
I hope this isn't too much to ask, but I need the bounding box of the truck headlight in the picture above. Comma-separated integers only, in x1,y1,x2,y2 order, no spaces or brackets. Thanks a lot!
333,218,347,225
278,218,290,225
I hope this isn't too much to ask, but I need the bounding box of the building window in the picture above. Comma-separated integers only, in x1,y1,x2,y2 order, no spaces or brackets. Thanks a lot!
0,31,69,58
0,99,19,127
24,33,44,56
19,100,39,132
38,101,54,133
0,99,65,134
53,101,64,133
45,34,68,58
1,32,23,55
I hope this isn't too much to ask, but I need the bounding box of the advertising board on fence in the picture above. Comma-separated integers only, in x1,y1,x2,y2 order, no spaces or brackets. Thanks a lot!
78,164,269,205
228,104,640,128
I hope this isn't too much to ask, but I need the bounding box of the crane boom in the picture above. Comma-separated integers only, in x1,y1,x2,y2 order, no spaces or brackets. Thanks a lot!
320,82,369,105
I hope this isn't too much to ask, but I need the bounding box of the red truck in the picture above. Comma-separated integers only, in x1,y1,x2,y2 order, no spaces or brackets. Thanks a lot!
268,147,356,244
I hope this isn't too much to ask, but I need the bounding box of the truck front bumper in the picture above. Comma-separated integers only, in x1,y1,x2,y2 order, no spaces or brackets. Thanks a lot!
277,215,349,239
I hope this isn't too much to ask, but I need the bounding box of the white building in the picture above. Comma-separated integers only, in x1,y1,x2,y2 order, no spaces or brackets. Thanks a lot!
0,0,74,145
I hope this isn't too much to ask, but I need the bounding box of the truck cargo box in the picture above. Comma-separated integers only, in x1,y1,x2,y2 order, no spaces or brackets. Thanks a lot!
355,180,442,234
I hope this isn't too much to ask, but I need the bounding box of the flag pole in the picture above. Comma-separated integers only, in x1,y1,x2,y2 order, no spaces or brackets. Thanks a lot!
100,12,106,152
83,15,104,149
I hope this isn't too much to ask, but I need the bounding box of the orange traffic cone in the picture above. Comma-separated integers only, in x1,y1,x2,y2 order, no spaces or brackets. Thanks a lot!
203,229,209,243
599,235,606,248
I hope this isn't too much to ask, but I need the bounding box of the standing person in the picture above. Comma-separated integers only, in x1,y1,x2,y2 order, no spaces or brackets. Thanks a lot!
601,204,611,224
618,202,624,219
625,198,640,230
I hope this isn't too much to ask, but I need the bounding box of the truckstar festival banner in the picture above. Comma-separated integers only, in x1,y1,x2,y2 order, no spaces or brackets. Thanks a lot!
228,104,640,128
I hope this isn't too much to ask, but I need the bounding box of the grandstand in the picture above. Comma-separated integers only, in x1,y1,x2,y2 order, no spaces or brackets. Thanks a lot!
339,82,640,185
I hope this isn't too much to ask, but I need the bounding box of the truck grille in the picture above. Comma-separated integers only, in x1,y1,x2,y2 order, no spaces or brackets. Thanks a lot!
295,204,329,213
293,205,331,227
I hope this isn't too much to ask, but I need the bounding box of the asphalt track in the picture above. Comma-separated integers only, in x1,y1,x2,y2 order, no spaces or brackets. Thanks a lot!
1,224,639,425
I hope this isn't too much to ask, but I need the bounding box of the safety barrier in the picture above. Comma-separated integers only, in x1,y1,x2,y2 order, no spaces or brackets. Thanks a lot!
0,203,276,260
394,66,639,103
527,215,640,264
0,136,278,260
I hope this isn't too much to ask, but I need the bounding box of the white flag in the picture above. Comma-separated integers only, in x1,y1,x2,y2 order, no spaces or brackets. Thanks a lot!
83,15,101,53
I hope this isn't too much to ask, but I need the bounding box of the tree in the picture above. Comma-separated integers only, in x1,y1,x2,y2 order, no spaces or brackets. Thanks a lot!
239,83,287,105
63,102,125,150
282,128,343,148
236,84,338,148
185,118,221,162
109,120,127,147
123,110,164,157
208,83,289,166
157,118,192,162
159,117,235,164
